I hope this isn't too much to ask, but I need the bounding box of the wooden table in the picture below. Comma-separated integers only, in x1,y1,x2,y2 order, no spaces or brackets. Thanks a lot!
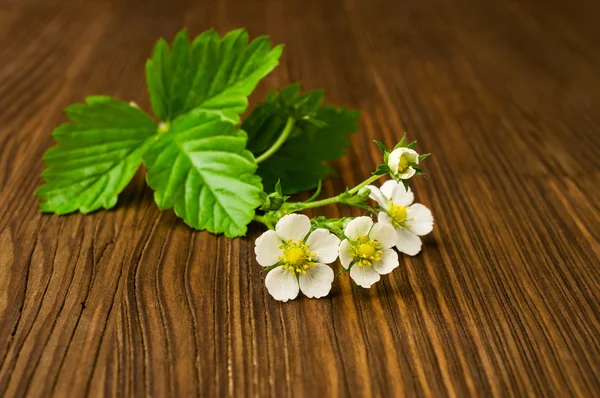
1,0,599,396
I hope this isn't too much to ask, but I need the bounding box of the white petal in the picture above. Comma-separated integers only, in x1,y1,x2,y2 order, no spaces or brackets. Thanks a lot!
306,229,340,264
387,148,419,172
372,248,399,275
405,149,419,164
392,184,414,206
366,185,389,210
369,222,397,248
387,148,402,172
380,180,398,199
378,212,392,225
265,267,300,302
339,239,354,268
344,216,373,240
299,263,334,299
275,214,311,242
255,230,283,267
350,265,381,288
407,203,434,236
397,167,416,180
395,228,422,256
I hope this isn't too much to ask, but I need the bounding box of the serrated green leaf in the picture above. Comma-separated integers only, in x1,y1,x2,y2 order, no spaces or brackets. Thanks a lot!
243,83,325,155
143,111,262,237
259,106,359,193
146,29,283,123
243,85,360,194
36,96,157,214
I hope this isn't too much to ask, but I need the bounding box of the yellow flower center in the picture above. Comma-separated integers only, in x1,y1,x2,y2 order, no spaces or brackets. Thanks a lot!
285,247,305,266
358,243,376,258
397,153,410,172
352,236,382,267
278,239,317,276
389,203,407,227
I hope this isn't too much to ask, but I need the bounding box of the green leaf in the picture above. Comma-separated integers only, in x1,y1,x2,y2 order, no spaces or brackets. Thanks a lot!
274,179,283,195
419,153,430,162
242,84,360,194
143,111,262,237
373,140,389,154
394,133,407,149
146,29,283,123
243,83,325,155
36,96,157,214
407,140,417,150
373,164,390,176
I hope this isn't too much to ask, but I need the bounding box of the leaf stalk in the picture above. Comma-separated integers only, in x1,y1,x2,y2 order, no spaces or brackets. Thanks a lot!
255,116,296,164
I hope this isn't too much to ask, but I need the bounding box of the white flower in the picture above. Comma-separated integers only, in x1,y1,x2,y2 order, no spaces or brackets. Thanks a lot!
255,214,340,302
367,180,433,256
339,216,399,288
387,147,419,179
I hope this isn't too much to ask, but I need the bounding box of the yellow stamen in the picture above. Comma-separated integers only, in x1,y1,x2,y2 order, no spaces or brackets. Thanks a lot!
352,235,384,267
389,203,407,227
280,240,317,276
397,152,410,172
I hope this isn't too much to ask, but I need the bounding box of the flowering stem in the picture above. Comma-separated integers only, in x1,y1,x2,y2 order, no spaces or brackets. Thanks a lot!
285,174,384,211
347,174,381,195
255,116,296,164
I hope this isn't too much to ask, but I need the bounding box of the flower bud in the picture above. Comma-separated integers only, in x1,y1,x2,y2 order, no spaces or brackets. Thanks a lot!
260,192,286,211
387,147,419,179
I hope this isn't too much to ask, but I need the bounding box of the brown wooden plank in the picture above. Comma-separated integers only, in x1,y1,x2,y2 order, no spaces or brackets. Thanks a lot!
0,0,599,396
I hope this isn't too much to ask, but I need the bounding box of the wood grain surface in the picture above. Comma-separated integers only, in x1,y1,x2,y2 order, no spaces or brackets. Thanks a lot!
1,0,600,396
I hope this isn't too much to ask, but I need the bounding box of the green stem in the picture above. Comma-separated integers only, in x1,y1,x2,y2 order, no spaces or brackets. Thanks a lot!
253,215,274,229
255,116,296,164
285,174,384,212
347,174,381,195
293,195,341,210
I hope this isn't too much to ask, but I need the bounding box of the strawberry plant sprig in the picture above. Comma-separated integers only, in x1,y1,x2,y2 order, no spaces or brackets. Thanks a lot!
37,28,435,301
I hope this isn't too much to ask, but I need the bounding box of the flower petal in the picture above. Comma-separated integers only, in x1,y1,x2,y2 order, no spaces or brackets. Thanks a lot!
255,230,283,267
350,265,381,288
367,185,389,210
407,203,434,236
380,180,398,199
405,149,419,164
339,239,354,268
369,222,397,248
299,263,334,299
275,214,311,242
344,216,373,240
397,167,416,180
265,267,300,302
380,180,414,206
306,229,340,264
393,184,414,206
378,211,392,225
387,148,419,172
372,248,399,275
387,148,402,173
395,228,422,256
